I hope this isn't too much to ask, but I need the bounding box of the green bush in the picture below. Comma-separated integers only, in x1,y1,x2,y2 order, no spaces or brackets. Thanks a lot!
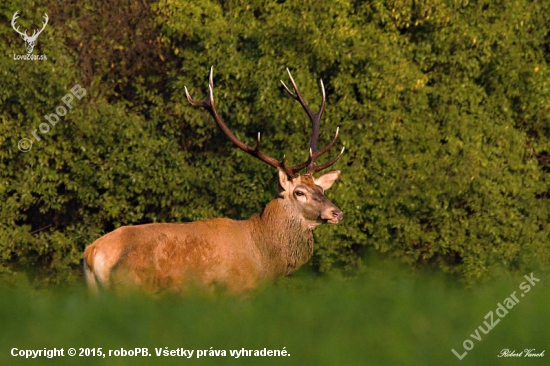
1,0,548,285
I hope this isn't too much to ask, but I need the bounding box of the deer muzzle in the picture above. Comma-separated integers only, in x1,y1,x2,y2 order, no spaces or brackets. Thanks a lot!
321,206,343,224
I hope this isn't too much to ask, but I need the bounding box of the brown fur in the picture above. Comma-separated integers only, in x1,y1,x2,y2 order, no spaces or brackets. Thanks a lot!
83,171,342,294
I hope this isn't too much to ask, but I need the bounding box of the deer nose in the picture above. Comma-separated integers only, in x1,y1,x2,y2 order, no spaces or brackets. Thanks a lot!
332,209,343,222
321,206,343,223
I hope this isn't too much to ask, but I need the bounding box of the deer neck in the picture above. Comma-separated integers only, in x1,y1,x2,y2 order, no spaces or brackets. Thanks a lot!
251,198,314,279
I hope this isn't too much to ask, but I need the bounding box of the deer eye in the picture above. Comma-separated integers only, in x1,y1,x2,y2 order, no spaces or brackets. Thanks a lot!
295,191,305,197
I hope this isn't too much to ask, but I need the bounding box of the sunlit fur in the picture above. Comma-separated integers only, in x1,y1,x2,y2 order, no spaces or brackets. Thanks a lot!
83,170,342,294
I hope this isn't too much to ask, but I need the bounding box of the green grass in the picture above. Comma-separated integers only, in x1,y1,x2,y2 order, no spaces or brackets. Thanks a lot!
0,263,548,366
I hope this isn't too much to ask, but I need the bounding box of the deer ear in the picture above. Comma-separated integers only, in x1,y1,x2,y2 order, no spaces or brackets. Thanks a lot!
277,169,291,193
314,170,340,192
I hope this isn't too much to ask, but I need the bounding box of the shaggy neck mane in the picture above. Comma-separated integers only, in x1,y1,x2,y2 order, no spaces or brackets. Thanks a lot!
251,197,314,278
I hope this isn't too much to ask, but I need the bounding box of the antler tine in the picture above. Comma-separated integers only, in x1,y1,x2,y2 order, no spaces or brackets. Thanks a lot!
309,126,340,161
308,146,345,175
36,13,48,35
184,67,214,108
185,67,297,177
208,65,214,89
304,125,343,174
11,10,19,25
285,148,313,173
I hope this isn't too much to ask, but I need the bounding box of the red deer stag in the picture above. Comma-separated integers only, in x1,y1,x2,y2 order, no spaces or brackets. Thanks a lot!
83,68,344,294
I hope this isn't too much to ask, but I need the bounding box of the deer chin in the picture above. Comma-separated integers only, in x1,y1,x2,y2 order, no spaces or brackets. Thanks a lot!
307,217,338,230
307,220,326,230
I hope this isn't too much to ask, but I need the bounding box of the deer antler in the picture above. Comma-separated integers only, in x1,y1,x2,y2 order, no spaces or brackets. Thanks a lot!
32,13,49,39
185,67,303,177
280,68,344,175
11,12,48,39
185,67,344,177
11,11,28,38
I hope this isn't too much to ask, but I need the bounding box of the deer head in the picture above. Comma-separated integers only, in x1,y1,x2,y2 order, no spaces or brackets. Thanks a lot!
277,169,343,229
185,67,345,228
11,11,49,54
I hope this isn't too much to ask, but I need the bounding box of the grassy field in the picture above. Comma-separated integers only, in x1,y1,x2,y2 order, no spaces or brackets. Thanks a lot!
0,262,548,366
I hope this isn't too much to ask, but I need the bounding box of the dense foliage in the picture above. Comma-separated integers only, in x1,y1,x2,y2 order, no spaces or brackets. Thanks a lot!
1,0,549,285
